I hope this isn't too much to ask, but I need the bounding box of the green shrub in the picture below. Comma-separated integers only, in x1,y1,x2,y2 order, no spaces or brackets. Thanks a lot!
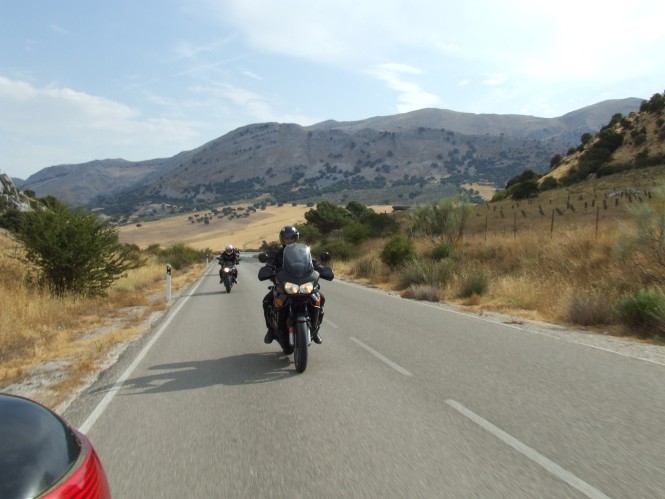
314,240,356,261
398,258,455,289
457,268,489,298
380,235,415,269
431,243,452,260
342,221,370,244
148,243,206,270
539,176,559,191
615,288,665,337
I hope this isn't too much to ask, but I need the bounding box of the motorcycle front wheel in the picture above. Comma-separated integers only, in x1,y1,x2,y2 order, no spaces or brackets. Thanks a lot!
224,275,232,293
293,320,309,373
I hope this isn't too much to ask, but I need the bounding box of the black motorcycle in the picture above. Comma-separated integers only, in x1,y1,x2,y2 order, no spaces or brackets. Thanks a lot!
217,258,239,293
259,243,333,373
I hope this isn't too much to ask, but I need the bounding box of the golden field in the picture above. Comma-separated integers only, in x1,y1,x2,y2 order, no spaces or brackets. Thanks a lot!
117,204,311,251
117,203,392,251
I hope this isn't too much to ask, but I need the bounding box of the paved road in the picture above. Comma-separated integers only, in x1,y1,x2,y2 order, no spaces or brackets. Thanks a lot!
64,257,665,498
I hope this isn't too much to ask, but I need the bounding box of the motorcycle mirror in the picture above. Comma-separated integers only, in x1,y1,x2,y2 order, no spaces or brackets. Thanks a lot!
320,252,331,262
258,252,268,263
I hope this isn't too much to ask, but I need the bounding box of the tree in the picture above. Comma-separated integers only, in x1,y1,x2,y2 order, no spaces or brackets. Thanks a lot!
345,200,373,220
510,179,539,199
16,204,144,296
539,176,558,191
580,133,593,145
304,200,351,234
549,153,563,169
410,196,472,246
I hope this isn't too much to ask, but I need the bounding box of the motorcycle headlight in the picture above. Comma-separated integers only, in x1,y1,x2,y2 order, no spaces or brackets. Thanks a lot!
284,282,314,294
224,267,230,272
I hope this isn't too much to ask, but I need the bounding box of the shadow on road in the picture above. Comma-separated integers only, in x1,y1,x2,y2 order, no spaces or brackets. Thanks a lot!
94,352,297,395
189,289,237,297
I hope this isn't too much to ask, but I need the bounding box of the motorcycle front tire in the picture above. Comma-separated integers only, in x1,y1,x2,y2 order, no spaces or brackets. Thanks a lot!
224,275,232,293
293,320,309,373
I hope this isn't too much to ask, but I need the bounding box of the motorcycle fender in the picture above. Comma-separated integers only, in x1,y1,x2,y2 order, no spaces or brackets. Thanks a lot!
296,315,311,345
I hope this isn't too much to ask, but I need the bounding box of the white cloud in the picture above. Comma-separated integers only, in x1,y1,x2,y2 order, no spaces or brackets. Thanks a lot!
482,75,506,87
49,24,70,35
0,77,200,176
171,39,230,61
242,70,262,81
368,63,440,113
189,81,317,125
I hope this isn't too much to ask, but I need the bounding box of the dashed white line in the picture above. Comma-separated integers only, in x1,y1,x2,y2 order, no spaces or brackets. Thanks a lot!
445,399,612,499
350,337,412,376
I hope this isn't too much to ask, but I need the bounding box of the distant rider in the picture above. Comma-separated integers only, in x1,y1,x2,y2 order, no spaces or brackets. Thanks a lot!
260,225,326,345
218,244,240,283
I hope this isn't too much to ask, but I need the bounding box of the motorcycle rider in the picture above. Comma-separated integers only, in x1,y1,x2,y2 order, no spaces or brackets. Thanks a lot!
218,244,240,283
261,225,326,345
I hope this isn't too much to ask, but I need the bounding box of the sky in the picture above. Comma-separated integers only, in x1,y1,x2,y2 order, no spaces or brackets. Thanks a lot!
2,1,665,180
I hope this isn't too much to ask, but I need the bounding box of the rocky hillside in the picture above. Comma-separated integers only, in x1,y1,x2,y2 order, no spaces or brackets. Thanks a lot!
544,92,665,186
15,98,642,214
1,172,32,213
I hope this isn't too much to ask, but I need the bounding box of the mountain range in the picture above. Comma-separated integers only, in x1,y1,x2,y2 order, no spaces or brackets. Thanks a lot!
14,98,643,215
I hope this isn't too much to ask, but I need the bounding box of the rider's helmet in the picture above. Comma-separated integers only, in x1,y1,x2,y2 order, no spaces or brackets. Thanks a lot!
279,226,299,246
225,244,234,255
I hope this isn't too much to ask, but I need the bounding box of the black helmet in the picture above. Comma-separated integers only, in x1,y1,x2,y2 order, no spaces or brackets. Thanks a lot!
279,225,299,246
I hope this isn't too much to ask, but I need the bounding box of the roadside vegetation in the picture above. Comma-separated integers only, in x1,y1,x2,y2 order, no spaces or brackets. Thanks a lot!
0,199,208,408
298,190,665,343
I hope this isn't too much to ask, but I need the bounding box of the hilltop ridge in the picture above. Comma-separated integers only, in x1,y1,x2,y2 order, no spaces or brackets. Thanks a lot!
13,98,642,215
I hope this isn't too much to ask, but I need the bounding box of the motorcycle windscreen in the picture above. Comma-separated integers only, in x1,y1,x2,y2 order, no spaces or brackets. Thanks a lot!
283,243,314,277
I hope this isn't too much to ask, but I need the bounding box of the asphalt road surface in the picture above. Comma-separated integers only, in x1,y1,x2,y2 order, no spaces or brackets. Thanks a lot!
64,256,665,498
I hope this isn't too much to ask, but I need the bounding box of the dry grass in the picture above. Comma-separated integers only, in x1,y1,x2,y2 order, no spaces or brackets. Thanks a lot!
0,231,204,408
117,203,313,250
340,200,665,340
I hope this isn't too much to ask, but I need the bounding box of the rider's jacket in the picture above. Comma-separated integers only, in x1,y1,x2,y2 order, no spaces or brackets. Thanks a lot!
219,252,238,265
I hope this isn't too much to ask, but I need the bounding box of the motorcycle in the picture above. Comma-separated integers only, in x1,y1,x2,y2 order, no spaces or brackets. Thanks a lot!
258,243,333,373
217,257,239,293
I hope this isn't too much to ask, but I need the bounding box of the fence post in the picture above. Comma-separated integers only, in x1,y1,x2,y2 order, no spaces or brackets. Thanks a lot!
513,212,517,239
166,263,172,303
550,209,555,236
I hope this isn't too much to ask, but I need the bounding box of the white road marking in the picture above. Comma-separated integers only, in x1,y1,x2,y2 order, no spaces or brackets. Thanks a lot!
445,399,612,499
350,337,412,376
335,278,665,367
323,318,339,328
79,273,208,435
